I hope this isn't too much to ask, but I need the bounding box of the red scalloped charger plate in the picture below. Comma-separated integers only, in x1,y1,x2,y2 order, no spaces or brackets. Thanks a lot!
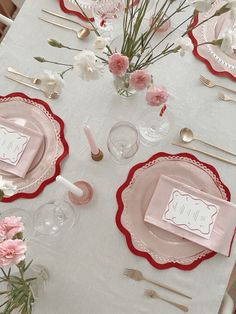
188,15,236,82
116,152,232,270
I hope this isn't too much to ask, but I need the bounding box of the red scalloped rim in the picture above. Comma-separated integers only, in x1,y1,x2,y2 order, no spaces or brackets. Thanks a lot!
59,0,94,22
116,152,232,271
188,15,236,82
0,92,69,203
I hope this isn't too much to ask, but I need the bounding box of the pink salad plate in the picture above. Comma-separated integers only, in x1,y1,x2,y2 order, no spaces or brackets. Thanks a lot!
0,92,69,202
59,0,94,22
189,0,236,81
116,152,231,270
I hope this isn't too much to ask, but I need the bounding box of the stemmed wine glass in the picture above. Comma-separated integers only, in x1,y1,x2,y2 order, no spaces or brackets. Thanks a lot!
33,200,76,237
92,0,125,38
1,200,77,241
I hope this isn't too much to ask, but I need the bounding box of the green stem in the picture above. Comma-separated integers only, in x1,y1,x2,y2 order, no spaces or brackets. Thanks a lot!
60,66,73,78
73,0,113,55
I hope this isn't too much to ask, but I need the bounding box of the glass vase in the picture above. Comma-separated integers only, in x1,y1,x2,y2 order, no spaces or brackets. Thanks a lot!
113,73,137,98
5,264,48,313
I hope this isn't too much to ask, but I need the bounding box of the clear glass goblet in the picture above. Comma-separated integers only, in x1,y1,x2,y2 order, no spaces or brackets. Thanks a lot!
33,200,76,236
107,121,140,164
92,0,125,38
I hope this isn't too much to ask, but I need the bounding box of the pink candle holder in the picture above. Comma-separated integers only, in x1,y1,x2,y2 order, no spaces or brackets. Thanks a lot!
68,181,93,205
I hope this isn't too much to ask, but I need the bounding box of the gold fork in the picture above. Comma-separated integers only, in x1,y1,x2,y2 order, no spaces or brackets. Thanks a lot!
218,92,236,103
145,289,189,312
124,268,192,299
200,75,236,94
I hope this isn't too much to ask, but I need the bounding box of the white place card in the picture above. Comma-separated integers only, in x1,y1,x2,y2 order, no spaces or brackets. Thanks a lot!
162,189,219,239
0,125,30,166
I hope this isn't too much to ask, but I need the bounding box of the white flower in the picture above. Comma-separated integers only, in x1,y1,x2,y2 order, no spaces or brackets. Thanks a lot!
226,1,236,20
73,50,104,81
175,37,194,56
94,36,108,50
190,0,214,12
0,176,17,197
220,29,236,55
41,70,64,94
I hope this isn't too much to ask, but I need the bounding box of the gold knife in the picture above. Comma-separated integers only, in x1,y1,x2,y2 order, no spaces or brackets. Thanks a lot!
172,142,236,166
41,9,93,30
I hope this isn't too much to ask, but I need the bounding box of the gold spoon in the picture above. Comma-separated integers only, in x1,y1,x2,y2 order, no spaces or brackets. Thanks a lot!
39,17,90,39
180,128,236,156
7,67,42,85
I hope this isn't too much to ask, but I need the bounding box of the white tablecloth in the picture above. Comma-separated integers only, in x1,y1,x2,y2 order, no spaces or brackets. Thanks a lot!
0,1,235,313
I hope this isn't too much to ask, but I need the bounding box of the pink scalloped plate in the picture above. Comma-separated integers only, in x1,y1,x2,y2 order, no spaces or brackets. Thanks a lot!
59,0,94,22
189,0,236,81
116,152,231,270
0,92,69,202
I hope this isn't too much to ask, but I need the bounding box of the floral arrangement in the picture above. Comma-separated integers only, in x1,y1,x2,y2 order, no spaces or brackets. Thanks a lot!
0,216,36,313
35,0,236,104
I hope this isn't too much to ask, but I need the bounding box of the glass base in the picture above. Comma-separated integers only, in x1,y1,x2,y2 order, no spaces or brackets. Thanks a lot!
139,108,171,145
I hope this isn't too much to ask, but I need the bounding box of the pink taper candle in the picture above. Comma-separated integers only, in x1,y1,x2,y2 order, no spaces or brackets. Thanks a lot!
84,124,99,155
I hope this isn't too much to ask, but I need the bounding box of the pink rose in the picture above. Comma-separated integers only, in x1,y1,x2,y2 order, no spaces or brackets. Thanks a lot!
149,15,171,33
108,53,129,77
130,70,151,90
0,239,27,267
146,86,169,106
0,216,24,242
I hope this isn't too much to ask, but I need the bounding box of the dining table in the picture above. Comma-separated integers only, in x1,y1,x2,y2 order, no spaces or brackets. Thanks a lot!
0,0,235,313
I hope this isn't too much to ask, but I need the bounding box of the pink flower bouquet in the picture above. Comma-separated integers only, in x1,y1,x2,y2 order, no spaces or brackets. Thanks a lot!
0,216,40,314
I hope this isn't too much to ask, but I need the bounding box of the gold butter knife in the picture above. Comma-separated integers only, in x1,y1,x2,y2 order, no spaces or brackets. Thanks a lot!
172,142,236,166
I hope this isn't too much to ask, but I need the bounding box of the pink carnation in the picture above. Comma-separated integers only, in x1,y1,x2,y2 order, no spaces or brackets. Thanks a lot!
108,53,129,77
130,70,151,90
0,216,24,242
149,15,171,33
0,239,27,267
146,86,169,106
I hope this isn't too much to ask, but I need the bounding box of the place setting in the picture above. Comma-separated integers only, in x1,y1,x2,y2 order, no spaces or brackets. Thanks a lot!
0,92,68,202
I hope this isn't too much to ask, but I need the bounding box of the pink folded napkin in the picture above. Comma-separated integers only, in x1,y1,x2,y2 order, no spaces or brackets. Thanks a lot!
0,116,44,178
144,175,236,256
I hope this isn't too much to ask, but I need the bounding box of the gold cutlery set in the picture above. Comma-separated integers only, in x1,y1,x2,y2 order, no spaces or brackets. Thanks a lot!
5,67,59,99
124,268,190,312
200,74,236,103
173,128,236,166
174,75,236,165
39,9,92,40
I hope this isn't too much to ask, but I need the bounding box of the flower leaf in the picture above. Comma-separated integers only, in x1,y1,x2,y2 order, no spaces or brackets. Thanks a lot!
34,57,46,63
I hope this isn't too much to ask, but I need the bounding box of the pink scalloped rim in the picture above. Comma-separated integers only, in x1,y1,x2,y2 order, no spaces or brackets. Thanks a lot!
116,152,233,271
0,92,69,203
188,15,236,82
59,0,94,22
